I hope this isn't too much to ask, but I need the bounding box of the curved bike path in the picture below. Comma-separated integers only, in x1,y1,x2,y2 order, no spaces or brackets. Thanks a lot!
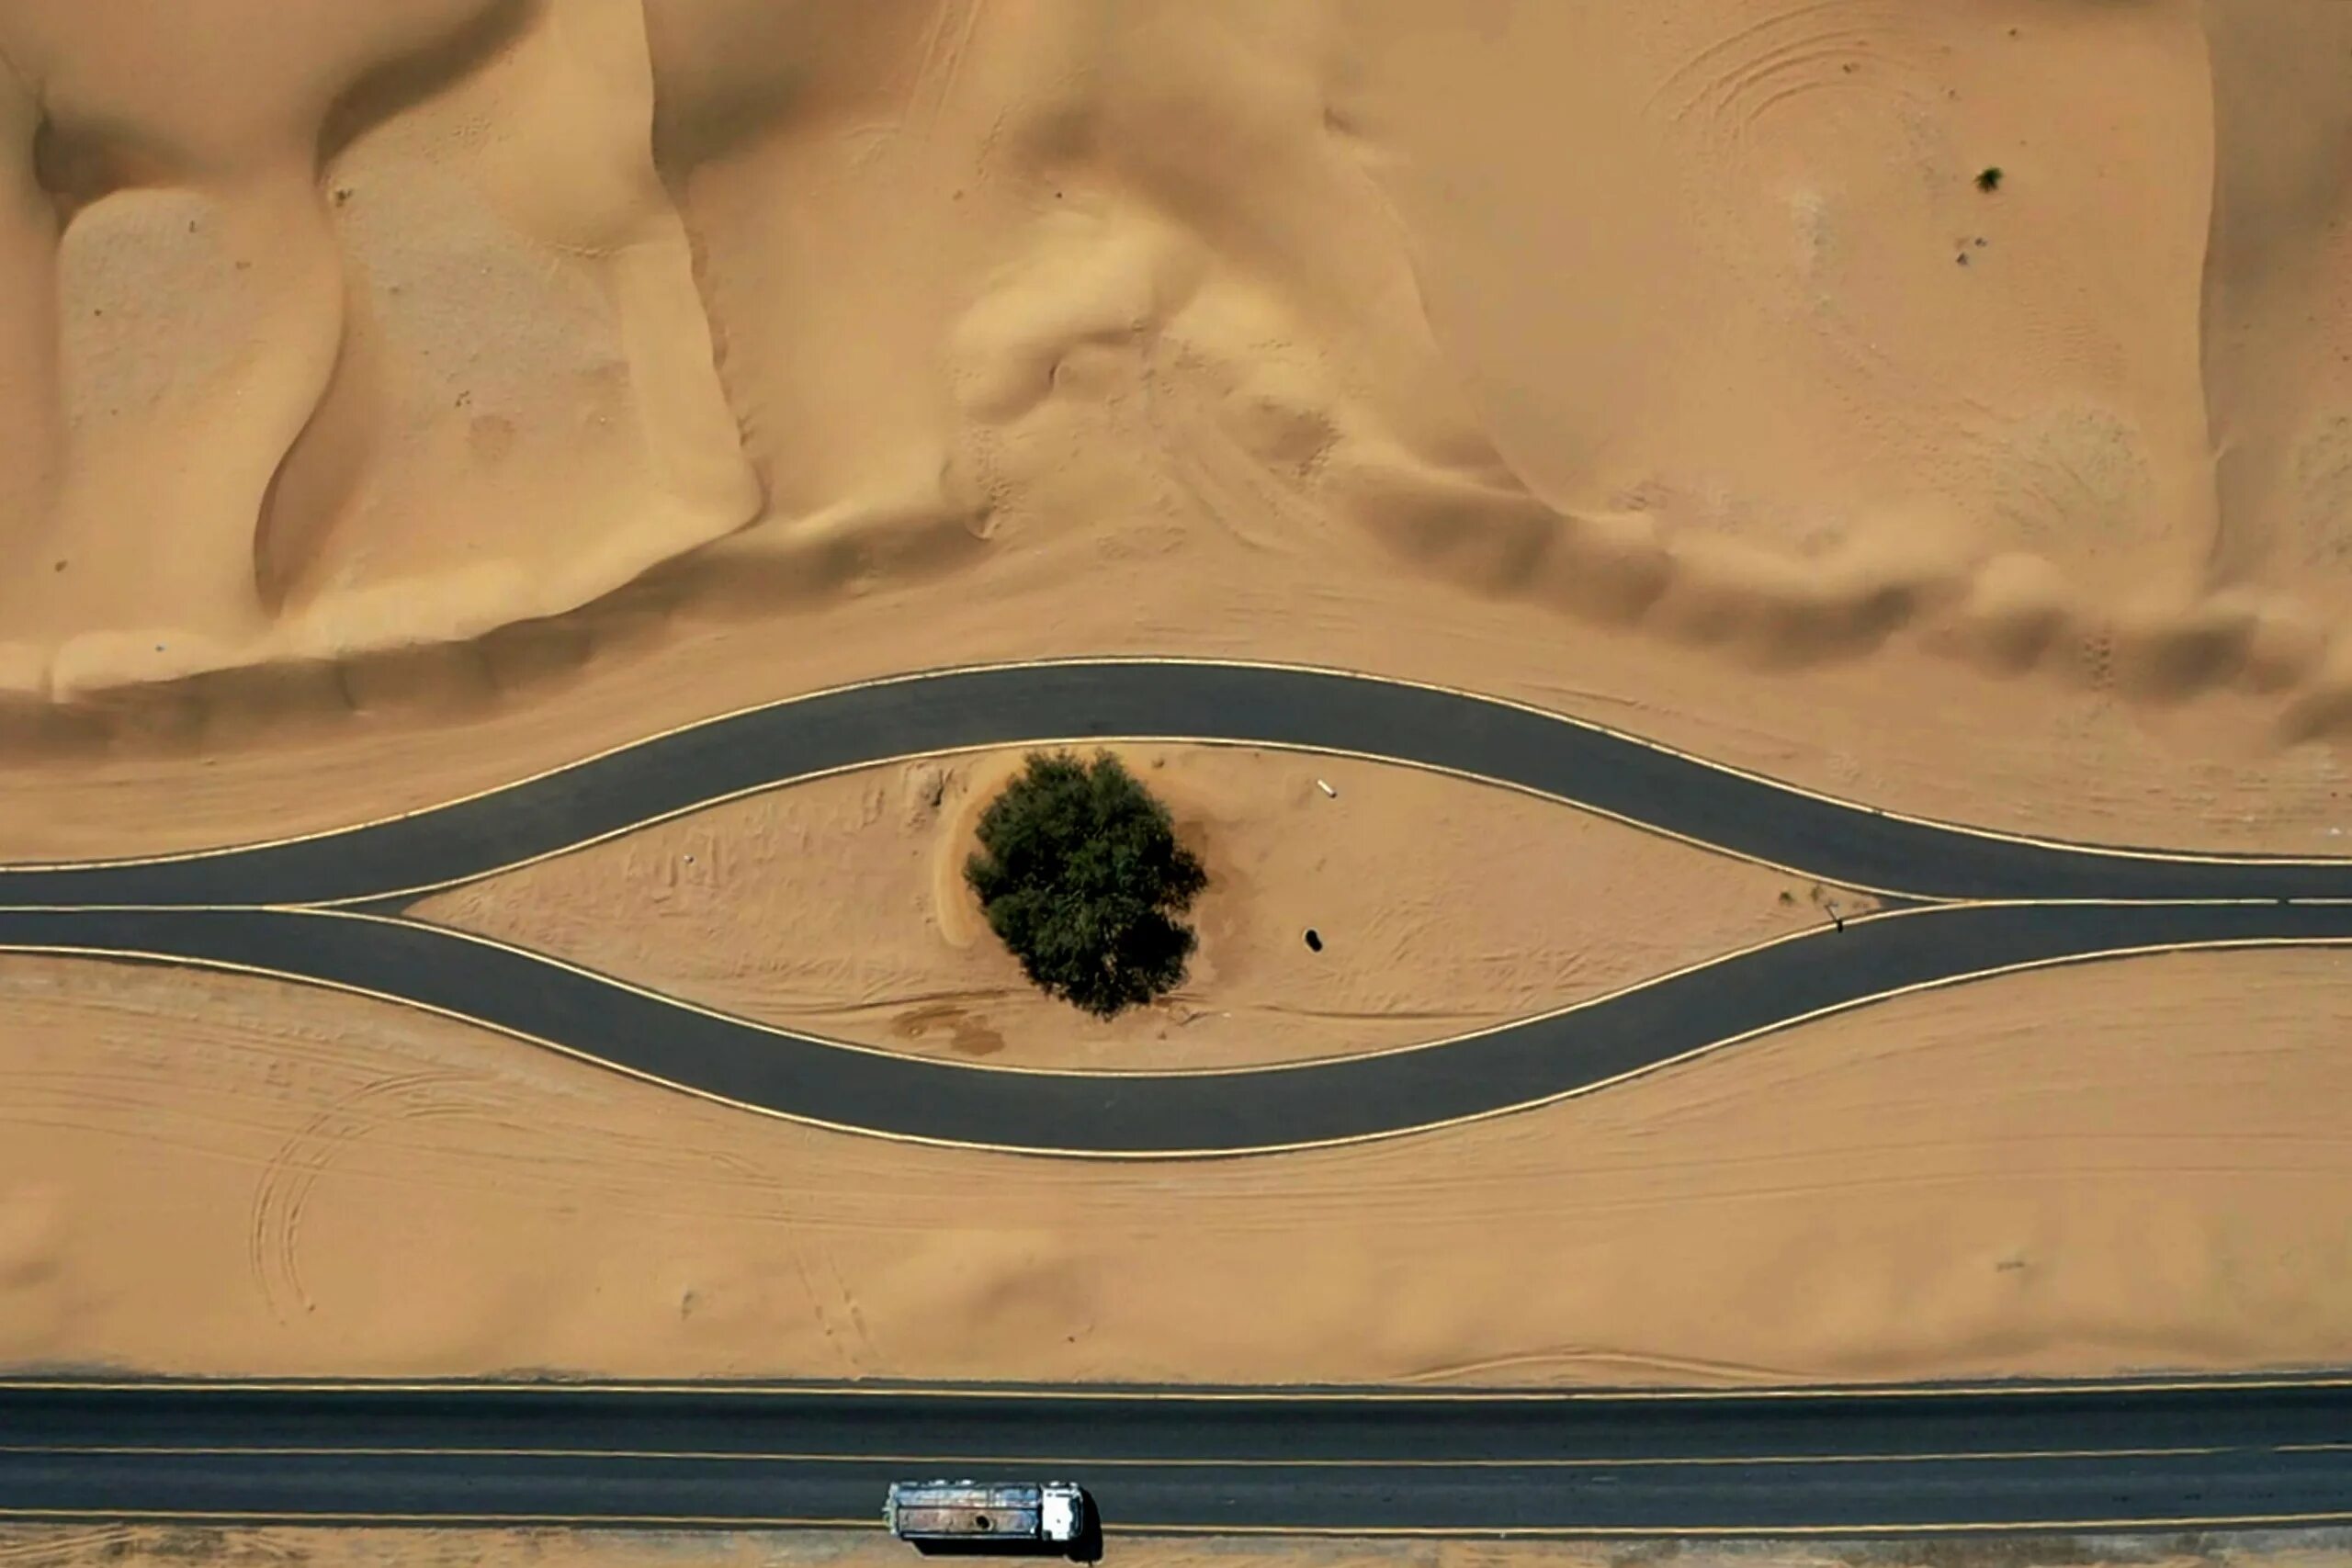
5,660,2350,1155
10,897,2349,1155
3,660,2348,906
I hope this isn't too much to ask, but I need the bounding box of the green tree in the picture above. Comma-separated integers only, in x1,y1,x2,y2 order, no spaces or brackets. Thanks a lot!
965,750,1208,1018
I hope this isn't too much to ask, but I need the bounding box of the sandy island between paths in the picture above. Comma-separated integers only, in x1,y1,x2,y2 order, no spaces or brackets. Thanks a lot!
414,745,1849,1071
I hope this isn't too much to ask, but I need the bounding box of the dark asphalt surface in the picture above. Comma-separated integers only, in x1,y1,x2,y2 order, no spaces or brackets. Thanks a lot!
7,897,2350,1153
6,1379,2349,1534
3,660,2349,907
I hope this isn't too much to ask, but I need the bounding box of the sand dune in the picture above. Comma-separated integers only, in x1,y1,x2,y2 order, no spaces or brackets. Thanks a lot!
0,0,756,691
2,3,2352,861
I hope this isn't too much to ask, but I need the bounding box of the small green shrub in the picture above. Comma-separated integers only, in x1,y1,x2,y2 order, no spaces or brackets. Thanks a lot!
965,750,1208,1018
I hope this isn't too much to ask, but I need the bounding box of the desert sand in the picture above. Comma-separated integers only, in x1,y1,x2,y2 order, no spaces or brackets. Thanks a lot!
6,945,2351,1383
4,0,2352,1397
2,1,2352,861
10,1530,2352,1568
7,1528,2346,1568
413,745,1843,1069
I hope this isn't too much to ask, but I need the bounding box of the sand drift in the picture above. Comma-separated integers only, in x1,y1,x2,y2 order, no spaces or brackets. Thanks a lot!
3,660,2349,1156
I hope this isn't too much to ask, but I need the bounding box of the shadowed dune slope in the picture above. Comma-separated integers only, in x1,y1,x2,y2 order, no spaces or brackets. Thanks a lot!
1,3,2351,863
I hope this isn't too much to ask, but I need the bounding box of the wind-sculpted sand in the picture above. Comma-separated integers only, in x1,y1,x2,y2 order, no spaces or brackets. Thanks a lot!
0,1,2350,861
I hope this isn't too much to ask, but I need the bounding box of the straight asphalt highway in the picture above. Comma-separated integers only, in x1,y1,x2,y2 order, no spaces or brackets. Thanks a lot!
3,660,2350,907
6,1378,2350,1535
4,896,2349,1153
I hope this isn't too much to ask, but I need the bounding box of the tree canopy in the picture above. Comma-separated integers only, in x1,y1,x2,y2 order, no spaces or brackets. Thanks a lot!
964,750,1208,1018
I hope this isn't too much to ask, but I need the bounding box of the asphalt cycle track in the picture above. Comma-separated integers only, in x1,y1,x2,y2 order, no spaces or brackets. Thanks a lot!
5,658,2350,1156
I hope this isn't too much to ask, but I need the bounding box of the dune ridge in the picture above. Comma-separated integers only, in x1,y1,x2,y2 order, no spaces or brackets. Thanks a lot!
2,2,2350,816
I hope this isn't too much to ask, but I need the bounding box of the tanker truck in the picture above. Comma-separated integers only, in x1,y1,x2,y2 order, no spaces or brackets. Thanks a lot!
885,1480,1088,1551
